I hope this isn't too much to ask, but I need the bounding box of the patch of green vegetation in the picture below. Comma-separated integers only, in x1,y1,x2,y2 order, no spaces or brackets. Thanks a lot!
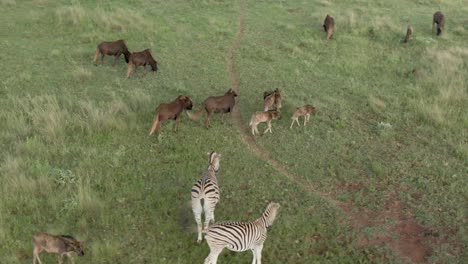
0,0,466,263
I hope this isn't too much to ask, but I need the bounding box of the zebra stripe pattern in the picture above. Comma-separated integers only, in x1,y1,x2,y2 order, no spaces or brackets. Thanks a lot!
203,202,280,264
191,151,222,243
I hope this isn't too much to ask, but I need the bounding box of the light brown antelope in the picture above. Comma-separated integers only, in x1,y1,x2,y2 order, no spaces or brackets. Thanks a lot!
263,88,283,112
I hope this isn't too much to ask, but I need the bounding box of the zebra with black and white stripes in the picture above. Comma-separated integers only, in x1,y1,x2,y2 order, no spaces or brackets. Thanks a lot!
203,202,280,264
191,151,222,243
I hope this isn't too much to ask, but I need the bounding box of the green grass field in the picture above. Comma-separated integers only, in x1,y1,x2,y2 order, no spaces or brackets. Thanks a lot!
1,0,467,263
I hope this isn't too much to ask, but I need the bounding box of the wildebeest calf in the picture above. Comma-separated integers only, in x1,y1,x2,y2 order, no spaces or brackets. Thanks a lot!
187,89,238,128
94,39,130,65
433,11,445,36
127,49,158,78
323,14,335,40
290,104,316,129
33,233,84,264
149,95,193,136
263,88,283,112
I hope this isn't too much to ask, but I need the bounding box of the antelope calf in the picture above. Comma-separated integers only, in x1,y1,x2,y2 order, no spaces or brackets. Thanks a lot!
33,233,84,264
249,111,281,136
263,88,283,112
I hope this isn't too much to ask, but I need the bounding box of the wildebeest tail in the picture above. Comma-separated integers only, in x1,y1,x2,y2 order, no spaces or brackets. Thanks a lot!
187,105,205,120
149,112,160,135
93,48,101,65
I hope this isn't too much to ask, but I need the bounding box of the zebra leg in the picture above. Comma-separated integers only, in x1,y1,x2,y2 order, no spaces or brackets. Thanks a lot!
204,206,214,230
204,249,222,264
255,244,264,264
192,199,203,243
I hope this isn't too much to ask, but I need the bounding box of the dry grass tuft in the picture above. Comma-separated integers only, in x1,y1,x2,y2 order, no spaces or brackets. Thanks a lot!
1,0,16,6
94,8,148,33
26,96,69,142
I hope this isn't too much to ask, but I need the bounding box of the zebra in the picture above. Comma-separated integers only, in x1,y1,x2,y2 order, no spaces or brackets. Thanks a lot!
203,201,280,264
191,151,222,243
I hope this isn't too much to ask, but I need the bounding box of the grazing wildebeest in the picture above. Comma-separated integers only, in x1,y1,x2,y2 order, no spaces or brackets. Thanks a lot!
263,88,283,112
433,11,445,36
94,40,130,65
403,25,413,43
187,89,238,128
32,233,84,264
149,95,193,136
127,49,158,78
323,14,335,40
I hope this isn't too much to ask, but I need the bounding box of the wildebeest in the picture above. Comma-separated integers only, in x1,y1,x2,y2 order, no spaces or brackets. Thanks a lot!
323,14,335,40
94,40,130,65
127,49,158,78
263,88,283,112
433,11,445,36
32,233,84,264
290,104,316,129
149,95,193,136
187,89,238,128
403,25,413,43
249,111,281,136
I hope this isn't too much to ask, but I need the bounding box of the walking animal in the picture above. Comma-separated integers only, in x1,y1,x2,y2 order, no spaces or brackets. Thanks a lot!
32,233,84,264
323,14,335,40
263,88,283,112
191,151,222,243
94,40,131,65
249,111,281,136
290,104,316,129
432,11,445,36
127,49,158,78
403,25,413,43
203,202,280,264
187,89,237,128
149,95,193,136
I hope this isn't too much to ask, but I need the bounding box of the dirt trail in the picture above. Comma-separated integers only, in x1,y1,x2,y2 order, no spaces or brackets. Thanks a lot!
226,7,439,264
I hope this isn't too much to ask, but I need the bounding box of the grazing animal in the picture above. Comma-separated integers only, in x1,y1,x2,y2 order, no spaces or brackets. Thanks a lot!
263,88,283,112
203,202,280,264
433,11,445,36
290,104,316,129
32,233,84,264
403,25,413,43
93,40,131,65
249,111,281,136
187,89,238,128
191,151,222,243
323,14,335,40
149,95,193,136
127,49,158,78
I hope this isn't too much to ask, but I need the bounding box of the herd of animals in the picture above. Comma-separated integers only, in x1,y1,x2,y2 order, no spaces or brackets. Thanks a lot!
31,10,447,264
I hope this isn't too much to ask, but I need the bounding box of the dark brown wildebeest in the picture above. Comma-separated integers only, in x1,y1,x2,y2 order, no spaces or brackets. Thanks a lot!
323,14,335,40
32,233,84,264
433,11,445,36
94,40,130,65
127,49,158,78
403,25,413,43
149,95,193,136
187,89,238,128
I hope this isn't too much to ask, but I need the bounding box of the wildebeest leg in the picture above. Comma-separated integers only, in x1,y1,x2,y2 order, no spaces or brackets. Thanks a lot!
251,124,256,135
126,63,134,78
67,252,75,264
33,247,43,264
58,254,64,264
290,119,295,129
93,49,101,66
101,53,105,65
114,52,121,66
174,115,181,132
205,112,212,128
